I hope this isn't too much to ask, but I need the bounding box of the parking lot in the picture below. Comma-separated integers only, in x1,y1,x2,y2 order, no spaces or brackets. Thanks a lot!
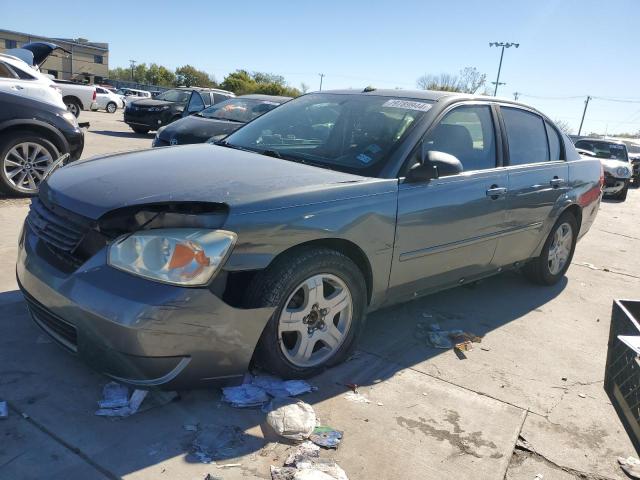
1,110,639,480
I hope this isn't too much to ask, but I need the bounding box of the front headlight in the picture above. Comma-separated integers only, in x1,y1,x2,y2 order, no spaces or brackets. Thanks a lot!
108,229,236,286
617,166,630,177
149,105,170,112
61,111,79,127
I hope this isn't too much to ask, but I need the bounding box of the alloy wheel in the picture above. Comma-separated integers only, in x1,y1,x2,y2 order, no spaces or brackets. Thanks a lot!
547,222,573,275
277,273,353,368
2,142,54,193
66,102,79,116
107,102,116,113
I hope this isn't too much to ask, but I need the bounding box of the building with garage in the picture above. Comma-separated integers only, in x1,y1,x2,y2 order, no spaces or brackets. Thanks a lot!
0,29,108,83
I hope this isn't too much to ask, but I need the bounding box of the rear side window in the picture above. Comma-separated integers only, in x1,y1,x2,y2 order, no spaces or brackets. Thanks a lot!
502,107,549,165
545,122,562,160
0,62,17,79
202,92,212,106
424,105,497,171
11,65,36,80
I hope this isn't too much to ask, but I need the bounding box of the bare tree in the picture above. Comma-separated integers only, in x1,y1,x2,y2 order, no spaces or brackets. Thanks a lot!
300,82,309,93
554,119,573,135
416,67,487,94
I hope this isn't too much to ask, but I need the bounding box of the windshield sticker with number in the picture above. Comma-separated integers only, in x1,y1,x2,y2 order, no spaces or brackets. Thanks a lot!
382,99,433,112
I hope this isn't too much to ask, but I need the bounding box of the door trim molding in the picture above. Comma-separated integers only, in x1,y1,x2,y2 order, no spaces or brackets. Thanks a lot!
399,221,543,262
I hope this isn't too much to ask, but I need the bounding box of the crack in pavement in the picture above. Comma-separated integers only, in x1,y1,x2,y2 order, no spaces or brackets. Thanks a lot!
574,261,640,280
597,229,640,242
513,435,616,480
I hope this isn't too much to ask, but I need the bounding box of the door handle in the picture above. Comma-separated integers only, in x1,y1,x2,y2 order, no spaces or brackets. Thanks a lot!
550,177,565,188
486,186,508,198
11,85,24,90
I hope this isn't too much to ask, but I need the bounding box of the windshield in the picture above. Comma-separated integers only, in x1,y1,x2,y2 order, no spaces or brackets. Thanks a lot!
197,98,282,122
156,89,191,103
223,93,432,176
575,140,628,161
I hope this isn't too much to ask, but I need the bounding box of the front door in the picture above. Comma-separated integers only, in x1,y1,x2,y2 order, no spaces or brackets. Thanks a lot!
389,104,508,296
493,107,570,266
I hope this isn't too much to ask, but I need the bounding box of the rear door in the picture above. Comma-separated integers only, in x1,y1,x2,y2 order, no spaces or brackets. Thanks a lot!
390,103,509,296
493,106,570,266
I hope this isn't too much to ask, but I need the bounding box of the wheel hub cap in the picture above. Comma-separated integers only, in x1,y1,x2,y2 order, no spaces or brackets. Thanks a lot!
278,273,353,368
547,222,573,275
2,142,53,193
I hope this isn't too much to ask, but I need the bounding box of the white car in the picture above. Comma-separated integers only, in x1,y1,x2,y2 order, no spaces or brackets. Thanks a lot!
95,86,124,113
0,52,65,109
575,138,632,201
116,88,152,106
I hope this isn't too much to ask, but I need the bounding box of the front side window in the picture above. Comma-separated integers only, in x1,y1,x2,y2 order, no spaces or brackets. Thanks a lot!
155,89,191,103
197,98,282,123
423,105,497,172
503,107,549,165
186,92,205,112
575,140,628,161
224,93,432,177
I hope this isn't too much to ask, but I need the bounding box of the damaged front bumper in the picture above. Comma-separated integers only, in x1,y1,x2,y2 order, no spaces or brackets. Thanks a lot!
17,222,274,389
603,175,628,195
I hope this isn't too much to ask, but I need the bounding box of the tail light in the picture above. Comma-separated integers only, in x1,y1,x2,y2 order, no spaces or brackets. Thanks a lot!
92,90,97,100
599,164,605,190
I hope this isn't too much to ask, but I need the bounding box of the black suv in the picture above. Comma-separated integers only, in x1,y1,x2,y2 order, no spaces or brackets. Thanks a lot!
124,87,234,134
0,91,84,196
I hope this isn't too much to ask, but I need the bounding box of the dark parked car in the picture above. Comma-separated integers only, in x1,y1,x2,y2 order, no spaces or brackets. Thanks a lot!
17,89,602,388
0,90,83,195
124,87,234,134
152,94,291,147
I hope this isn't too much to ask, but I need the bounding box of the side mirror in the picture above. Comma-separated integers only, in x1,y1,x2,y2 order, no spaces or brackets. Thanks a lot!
406,150,463,182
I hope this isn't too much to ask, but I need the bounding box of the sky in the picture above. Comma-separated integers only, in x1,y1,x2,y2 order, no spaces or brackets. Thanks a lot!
3,0,639,135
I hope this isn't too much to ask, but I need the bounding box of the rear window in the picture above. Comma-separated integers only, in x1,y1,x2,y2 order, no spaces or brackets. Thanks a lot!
502,107,549,165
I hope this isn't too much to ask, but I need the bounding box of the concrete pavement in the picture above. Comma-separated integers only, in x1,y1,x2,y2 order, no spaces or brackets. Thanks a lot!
0,110,638,479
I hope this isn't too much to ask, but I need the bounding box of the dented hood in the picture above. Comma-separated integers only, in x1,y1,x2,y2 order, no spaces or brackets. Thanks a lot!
42,144,389,220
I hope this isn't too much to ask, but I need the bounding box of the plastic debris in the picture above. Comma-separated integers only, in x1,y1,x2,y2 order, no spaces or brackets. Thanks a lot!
309,426,343,449
95,383,149,417
344,391,371,404
191,425,245,464
0,401,8,419
578,393,586,398
97,382,130,409
285,441,321,465
204,475,222,480
266,399,317,441
272,458,349,480
619,456,640,479
217,463,242,468
534,475,543,480
222,384,270,408
252,375,316,398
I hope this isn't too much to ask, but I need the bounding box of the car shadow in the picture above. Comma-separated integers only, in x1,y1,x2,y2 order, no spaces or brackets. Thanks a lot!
90,130,154,138
0,270,567,477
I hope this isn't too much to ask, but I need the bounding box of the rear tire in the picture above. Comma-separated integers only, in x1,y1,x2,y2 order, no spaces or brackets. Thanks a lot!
244,247,367,378
0,133,60,196
131,127,149,134
64,98,81,118
523,212,578,286
106,102,117,114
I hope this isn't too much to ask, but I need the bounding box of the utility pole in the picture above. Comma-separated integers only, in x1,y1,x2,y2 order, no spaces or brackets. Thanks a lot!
489,42,519,96
578,96,591,136
513,92,520,101
318,73,325,92
129,60,137,81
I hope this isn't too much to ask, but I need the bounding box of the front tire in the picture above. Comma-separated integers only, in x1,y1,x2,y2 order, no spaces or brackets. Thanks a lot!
131,126,149,134
0,133,59,196
106,102,117,114
244,247,367,378
523,212,578,285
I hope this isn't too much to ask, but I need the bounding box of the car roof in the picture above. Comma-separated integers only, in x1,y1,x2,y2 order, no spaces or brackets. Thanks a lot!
237,94,292,102
173,86,234,94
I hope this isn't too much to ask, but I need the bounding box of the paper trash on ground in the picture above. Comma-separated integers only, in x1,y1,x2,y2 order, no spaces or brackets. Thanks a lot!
266,399,317,441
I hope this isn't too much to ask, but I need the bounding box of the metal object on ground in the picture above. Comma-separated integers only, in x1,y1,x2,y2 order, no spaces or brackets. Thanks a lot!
605,300,640,454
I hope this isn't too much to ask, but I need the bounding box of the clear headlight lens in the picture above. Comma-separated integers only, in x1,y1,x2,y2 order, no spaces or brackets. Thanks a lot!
149,105,170,112
61,111,79,127
617,166,630,176
108,229,236,286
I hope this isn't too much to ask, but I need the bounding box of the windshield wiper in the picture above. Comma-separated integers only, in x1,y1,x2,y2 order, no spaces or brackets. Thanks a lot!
214,140,254,153
261,149,283,159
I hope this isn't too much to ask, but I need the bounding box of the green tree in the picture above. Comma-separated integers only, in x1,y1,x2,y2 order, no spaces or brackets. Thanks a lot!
220,70,256,95
133,63,148,83
252,72,285,85
175,65,216,87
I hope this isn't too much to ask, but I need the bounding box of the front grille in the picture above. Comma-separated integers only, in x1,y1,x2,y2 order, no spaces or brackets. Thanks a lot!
24,294,78,352
26,198,92,267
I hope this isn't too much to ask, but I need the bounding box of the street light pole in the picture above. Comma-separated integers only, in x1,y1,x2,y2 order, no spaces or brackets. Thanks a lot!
318,73,325,92
489,42,519,96
129,59,137,81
